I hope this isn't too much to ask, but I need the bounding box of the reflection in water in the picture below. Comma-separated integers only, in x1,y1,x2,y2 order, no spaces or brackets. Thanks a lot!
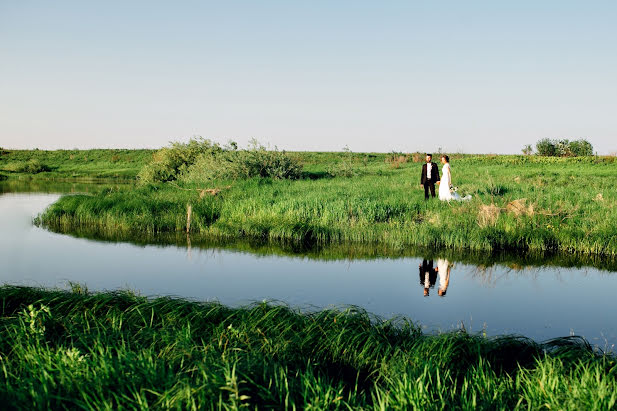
419,259,437,296
437,259,452,297
419,259,453,297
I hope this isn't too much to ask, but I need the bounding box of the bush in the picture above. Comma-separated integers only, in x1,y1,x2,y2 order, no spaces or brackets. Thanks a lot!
182,140,302,182
536,139,558,156
535,139,593,157
3,159,51,174
139,138,302,183
137,138,223,183
568,140,593,156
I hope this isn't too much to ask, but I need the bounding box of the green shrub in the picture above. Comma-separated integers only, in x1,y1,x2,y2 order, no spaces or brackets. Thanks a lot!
3,159,51,174
137,138,223,183
139,138,302,183
568,139,593,156
535,138,593,157
536,139,558,156
183,140,302,182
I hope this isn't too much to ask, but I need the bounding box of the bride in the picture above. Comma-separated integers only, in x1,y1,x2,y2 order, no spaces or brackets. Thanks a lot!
438,155,471,202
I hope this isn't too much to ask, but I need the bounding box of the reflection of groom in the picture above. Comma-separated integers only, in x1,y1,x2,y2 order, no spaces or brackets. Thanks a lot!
420,154,440,200
419,259,437,296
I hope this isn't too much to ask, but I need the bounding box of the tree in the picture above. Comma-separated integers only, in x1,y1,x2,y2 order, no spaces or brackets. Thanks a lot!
568,139,593,156
535,138,593,157
536,139,557,156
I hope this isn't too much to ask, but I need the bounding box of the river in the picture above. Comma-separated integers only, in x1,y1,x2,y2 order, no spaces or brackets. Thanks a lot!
1,182,616,350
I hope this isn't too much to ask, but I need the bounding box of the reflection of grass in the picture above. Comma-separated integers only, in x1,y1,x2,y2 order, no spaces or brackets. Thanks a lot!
37,154,617,256
1,285,614,409
0,179,132,195
34,221,617,272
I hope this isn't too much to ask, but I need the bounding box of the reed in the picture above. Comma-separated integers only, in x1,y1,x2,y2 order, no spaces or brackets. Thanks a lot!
37,154,617,256
0,286,615,409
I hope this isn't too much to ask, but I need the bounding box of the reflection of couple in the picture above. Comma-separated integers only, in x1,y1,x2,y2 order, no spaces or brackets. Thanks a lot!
420,153,471,201
419,259,452,297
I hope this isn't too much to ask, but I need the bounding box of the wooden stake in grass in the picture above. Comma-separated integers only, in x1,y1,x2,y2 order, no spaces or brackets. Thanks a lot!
186,203,192,233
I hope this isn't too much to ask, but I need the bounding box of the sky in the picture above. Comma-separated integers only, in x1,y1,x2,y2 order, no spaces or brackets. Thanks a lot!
1,1,616,154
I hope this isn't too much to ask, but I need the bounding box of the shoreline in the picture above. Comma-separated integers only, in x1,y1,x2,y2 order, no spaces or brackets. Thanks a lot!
0,285,614,408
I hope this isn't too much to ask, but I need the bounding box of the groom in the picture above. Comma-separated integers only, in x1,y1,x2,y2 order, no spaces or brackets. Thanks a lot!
420,153,440,199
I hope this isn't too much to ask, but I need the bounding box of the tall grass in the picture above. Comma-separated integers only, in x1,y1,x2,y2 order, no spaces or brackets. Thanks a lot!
38,154,617,256
0,285,615,409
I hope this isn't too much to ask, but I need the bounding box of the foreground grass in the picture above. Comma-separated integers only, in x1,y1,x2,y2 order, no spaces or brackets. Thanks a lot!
0,286,615,409
39,154,617,256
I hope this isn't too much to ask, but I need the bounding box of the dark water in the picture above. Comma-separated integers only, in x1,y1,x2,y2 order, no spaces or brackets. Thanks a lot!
2,182,616,350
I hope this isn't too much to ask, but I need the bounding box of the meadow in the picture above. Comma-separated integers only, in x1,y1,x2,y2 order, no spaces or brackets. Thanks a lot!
0,148,153,180
1,285,616,409
27,147,617,257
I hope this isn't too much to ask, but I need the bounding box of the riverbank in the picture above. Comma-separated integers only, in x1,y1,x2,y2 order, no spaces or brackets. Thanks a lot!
36,153,617,256
0,285,614,409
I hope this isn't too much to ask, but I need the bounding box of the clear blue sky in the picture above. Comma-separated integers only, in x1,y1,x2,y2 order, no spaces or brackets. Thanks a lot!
1,1,615,153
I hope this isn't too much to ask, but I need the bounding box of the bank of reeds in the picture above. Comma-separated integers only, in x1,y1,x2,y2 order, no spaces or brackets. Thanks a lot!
0,285,615,409
38,154,617,256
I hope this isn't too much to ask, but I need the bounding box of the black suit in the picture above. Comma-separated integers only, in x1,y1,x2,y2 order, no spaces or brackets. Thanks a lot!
421,162,440,199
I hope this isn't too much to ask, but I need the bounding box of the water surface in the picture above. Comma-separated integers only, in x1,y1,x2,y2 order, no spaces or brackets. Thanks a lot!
2,184,616,350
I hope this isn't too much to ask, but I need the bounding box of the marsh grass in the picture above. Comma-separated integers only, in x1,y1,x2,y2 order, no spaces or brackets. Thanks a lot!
38,154,617,256
0,285,615,409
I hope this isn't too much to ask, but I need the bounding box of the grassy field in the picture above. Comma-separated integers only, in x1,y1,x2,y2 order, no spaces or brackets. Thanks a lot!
1,285,615,409
36,150,617,256
0,148,153,180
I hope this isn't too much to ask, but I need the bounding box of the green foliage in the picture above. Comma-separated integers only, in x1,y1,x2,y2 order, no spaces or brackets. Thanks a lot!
536,138,593,157
326,146,360,177
0,149,153,179
0,286,614,409
569,139,594,156
137,138,223,183
3,158,51,174
39,155,617,256
138,138,302,183
521,144,533,155
182,139,302,182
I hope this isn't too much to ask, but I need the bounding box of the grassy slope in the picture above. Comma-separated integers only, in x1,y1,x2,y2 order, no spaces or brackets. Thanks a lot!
1,286,615,409
0,148,153,180
39,153,617,256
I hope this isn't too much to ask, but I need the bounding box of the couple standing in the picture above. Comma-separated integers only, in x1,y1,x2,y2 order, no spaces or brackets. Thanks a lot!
420,153,471,202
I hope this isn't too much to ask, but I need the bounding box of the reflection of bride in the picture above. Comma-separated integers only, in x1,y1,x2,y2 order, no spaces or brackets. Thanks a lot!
438,155,471,202
436,258,452,297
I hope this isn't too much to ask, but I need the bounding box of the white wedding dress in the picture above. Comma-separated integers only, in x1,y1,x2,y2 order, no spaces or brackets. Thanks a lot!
439,163,471,202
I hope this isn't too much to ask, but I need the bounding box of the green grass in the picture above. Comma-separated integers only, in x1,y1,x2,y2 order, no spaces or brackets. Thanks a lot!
37,153,617,256
0,148,154,180
0,285,615,409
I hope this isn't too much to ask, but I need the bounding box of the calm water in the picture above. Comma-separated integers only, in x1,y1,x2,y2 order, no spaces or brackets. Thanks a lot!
2,186,616,350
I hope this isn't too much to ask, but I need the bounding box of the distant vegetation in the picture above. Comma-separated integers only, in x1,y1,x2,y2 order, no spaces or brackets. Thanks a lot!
1,285,615,409
137,138,302,184
0,149,153,179
532,138,594,157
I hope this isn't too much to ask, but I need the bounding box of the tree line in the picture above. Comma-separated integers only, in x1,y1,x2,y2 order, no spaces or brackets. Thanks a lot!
522,139,593,157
